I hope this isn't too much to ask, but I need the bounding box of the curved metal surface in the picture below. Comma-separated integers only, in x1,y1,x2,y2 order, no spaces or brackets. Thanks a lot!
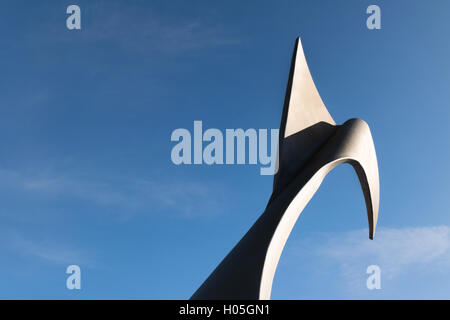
191,38,379,300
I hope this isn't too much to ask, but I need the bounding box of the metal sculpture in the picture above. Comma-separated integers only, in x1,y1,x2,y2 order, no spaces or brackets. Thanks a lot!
191,38,380,300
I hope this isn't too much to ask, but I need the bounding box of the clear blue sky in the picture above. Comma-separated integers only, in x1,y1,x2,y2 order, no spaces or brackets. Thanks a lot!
0,0,450,299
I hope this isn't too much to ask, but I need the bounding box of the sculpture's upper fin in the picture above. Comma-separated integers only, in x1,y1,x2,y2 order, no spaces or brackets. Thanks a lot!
273,38,337,197
279,37,335,140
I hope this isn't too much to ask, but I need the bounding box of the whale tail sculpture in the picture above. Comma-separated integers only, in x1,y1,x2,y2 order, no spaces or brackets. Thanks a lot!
191,38,380,300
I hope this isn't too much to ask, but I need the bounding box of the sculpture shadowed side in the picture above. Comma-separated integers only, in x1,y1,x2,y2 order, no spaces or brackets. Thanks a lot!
191,38,379,300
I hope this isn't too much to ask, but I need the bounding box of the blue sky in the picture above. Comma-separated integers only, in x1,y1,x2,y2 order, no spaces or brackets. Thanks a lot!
0,0,450,299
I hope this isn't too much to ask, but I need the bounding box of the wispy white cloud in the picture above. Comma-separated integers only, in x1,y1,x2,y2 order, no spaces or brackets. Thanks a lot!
272,226,450,298
291,225,450,290
0,168,225,218
316,226,450,280
278,226,450,296
133,179,224,218
53,2,238,54
0,227,90,266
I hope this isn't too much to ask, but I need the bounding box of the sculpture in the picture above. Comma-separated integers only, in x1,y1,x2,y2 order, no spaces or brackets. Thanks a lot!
191,38,380,300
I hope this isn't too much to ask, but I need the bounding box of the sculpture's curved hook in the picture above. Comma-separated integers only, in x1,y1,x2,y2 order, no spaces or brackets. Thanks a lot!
191,38,379,300
259,118,379,299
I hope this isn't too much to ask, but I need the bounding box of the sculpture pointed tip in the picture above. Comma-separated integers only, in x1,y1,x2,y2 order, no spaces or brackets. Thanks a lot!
280,35,335,140
370,219,377,240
